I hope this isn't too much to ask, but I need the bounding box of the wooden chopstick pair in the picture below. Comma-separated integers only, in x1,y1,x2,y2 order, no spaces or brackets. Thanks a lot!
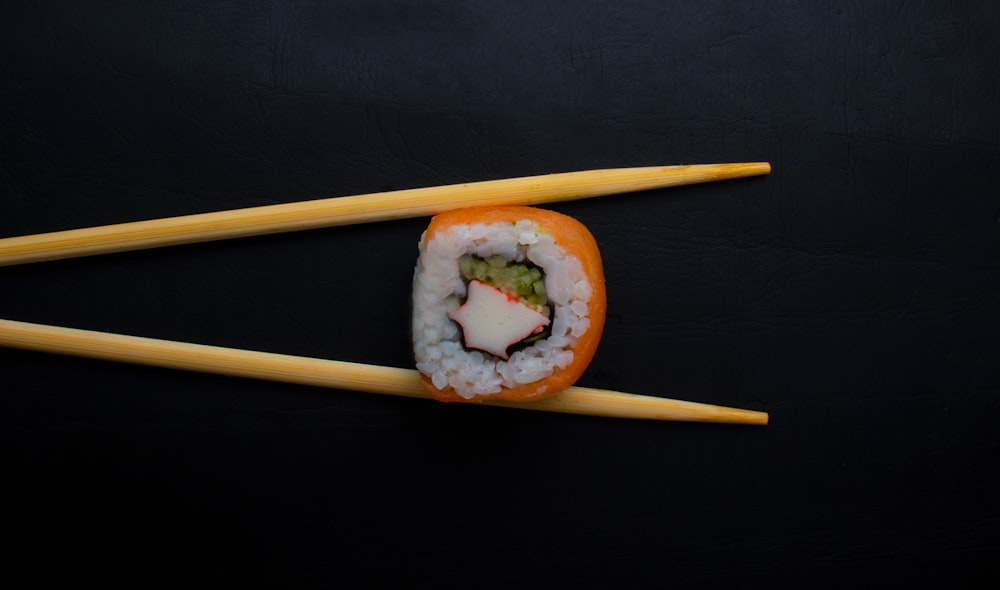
0,163,771,424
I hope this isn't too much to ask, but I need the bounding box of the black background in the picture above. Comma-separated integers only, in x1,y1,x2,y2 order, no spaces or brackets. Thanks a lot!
2,1,998,587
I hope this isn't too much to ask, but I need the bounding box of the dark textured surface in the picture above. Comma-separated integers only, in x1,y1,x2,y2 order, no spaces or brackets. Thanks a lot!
2,1,998,587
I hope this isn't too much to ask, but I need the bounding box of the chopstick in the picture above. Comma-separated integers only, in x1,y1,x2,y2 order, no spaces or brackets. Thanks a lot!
1,164,772,423
0,318,768,425
0,162,770,266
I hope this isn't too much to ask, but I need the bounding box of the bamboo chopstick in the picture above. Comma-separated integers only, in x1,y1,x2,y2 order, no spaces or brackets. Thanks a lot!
0,318,768,425
0,163,770,266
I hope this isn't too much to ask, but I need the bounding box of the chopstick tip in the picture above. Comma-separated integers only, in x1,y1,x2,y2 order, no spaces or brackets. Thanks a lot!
743,161,771,176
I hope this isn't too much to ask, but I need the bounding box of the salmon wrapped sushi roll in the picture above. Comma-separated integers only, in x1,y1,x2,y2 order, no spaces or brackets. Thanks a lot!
412,206,606,402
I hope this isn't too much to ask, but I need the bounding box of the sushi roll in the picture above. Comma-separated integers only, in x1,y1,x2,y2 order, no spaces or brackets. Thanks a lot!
412,206,606,402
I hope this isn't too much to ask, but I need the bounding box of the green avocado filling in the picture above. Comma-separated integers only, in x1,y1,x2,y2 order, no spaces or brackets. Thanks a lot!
459,254,548,311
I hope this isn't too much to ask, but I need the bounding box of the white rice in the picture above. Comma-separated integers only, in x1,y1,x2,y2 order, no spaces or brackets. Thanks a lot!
413,219,593,399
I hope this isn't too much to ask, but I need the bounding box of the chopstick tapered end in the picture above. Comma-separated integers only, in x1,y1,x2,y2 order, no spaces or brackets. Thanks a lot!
710,161,771,179
490,385,771,425
741,409,769,426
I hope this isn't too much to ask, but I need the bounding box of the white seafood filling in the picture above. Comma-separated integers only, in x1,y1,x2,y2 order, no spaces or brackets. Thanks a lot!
413,219,592,399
